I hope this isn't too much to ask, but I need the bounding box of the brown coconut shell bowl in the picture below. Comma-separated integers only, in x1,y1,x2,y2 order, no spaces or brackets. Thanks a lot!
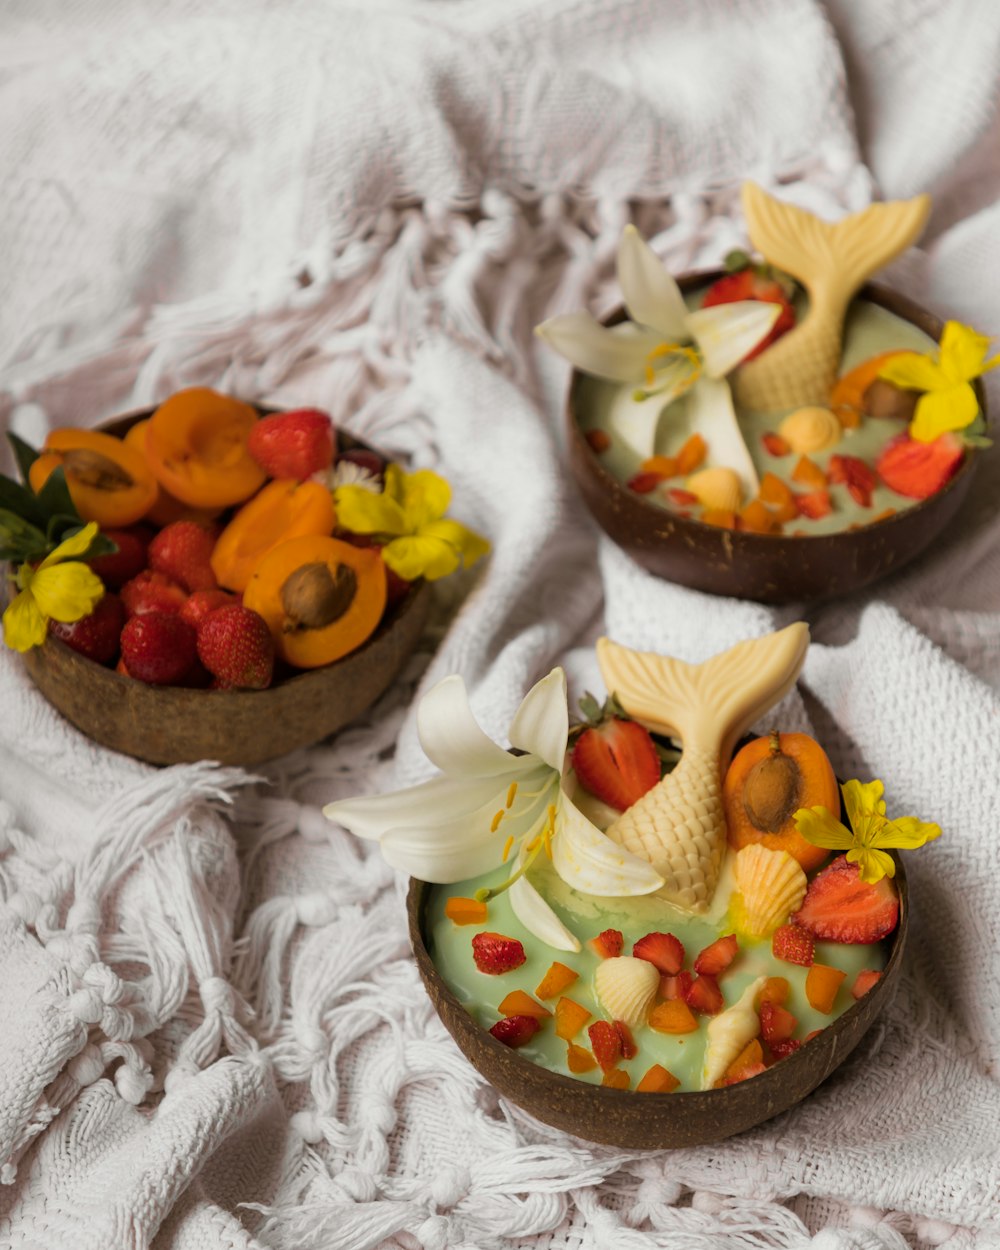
408,857,907,1149
567,277,984,604
19,408,431,767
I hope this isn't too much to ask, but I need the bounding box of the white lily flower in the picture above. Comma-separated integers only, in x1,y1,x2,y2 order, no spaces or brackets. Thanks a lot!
323,668,665,952
536,225,780,464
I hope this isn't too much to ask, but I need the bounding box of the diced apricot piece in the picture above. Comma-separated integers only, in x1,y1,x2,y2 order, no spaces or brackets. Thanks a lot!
739,498,777,535
30,429,158,528
211,478,336,592
871,508,897,524
722,1062,767,1085
757,976,790,1008
601,1068,631,1089
498,990,551,1019
535,961,579,1000
648,999,699,1034
759,472,799,523
444,897,488,926
723,1039,764,1083
243,534,386,668
636,1064,680,1093
851,969,882,999
554,996,592,1041
566,1043,597,1073
796,489,833,520
805,1028,824,1042
640,454,678,478
123,420,223,526
146,388,266,508
806,962,847,1014
701,508,736,529
791,455,828,490
676,434,707,474
762,432,791,457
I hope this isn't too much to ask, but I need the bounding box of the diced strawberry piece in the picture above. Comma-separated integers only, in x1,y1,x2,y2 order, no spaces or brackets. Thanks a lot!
759,1000,797,1044
659,974,681,1001
702,271,796,362
851,969,882,999
585,429,611,454
633,931,685,976
489,1015,540,1048
829,454,876,509
768,1038,801,1061
762,432,791,457
587,1020,622,1072
877,431,965,500
572,719,660,812
471,932,526,975
588,929,624,959
667,488,699,507
796,490,832,520
683,974,724,1015
793,855,900,944
847,480,873,508
614,1020,638,1060
772,923,815,967
627,471,662,494
693,934,738,977
722,1062,768,1085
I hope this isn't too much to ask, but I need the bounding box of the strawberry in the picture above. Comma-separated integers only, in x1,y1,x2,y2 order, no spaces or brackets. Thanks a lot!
585,429,611,454
683,974,724,1015
667,488,699,507
248,408,336,480
772,923,815,967
121,570,188,617
589,929,624,959
196,604,274,690
149,521,219,593
693,934,738,977
828,454,876,508
768,1038,801,1061
571,697,659,813
633,931,685,976
614,1020,638,1060
489,1015,540,1048
759,1001,797,1044
48,593,125,665
762,432,791,458
180,589,238,631
627,471,662,495
877,431,964,500
587,1020,622,1072
86,527,150,589
795,489,832,520
120,611,198,685
471,931,526,975
701,268,796,362
851,969,882,999
794,855,899,944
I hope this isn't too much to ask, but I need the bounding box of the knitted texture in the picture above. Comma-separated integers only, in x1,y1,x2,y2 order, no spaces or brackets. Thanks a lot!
2,1,1000,1247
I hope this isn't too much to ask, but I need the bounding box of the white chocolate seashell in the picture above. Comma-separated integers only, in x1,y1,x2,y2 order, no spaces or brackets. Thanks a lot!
594,956,660,1027
686,466,743,513
732,843,808,938
702,975,766,1090
779,406,842,454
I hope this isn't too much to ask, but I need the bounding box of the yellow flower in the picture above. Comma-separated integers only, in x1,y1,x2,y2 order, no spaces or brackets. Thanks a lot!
878,320,1000,443
793,778,941,884
334,465,489,582
3,523,105,653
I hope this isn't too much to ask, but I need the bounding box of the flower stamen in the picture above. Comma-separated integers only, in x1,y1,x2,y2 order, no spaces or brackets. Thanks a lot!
490,809,505,832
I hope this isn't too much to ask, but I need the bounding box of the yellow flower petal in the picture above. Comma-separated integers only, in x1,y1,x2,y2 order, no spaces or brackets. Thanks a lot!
400,470,452,532
39,521,100,569
2,589,48,652
792,805,854,849
939,320,993,384
847,846,896,884
841,779,885,830
30,562,104,622
872,815,942,850
878,353,949,393
382,535,461,582
334,484,407,536
420,518,490,569
910,384,980,442
383,462,406,505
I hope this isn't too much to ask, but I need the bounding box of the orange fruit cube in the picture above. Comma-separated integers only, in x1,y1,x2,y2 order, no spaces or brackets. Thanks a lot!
566,1043,597,1074
640,454,678,479
601,1068,631,1089
759,472,799,523
498,990,551,1019
739,498,777,535
757,976,790,1008
648,999,699,1034
444,897,488,926
676,434,707,474
701,508,736,530
806,962,847,1013
724,1038,764,1082
535,961,579,1000
791,455,828,490
554,996,592,1040
635,1064,680,1093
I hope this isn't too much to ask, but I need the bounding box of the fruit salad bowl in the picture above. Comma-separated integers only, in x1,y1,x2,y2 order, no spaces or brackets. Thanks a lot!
13,405,435,766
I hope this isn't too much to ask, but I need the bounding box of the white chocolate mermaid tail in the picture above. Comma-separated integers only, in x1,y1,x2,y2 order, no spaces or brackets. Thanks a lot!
596,623,809,913
732,183,931,412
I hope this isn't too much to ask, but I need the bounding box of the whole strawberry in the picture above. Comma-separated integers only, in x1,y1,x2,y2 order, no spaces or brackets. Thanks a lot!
149,521,219,593
196,604,274,689
571,693,660,812
120,569,188,617
48,593,125,665
248,409,336,481
87,527,150,590
180,589,238,631
120,611,198,685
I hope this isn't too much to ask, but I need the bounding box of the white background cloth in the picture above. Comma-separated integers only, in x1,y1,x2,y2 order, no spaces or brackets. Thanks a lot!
1,1,999,1247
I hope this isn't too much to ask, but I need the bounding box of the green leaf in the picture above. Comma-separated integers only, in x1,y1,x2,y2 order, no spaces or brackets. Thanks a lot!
577,691,602,724
724,249,751,273
0,474,47,530
964,433,993,449
35,465,80,524
47,521,116,561
6,433,40,485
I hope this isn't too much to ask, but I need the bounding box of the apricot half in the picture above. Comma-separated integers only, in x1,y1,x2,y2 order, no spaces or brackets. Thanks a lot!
145,388,265,508
723,731,838,872
211,479,336,592
123,420,223,527
242,534,386,668
29,428,158,527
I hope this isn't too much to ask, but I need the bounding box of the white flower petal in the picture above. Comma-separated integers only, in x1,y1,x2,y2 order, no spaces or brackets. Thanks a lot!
617,225,689,339
686,301,781,378
552,796,664,896
685,376,760,499
509,871,581,953
606,357,694,459
507,669,569,772
323,774,506,843
535,311,662,383
417,674,519,778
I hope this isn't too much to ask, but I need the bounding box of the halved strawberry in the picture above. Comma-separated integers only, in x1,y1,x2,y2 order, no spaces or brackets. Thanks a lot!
793,855,899,944
588,1020,623,1072
877,431,964,500
489,1015,540,1048
571,710,659,813
614,1020,638,1060
633,931,685,976
768,1038,801,1061
701,269,796,362
683,974,724,1015
772,923,814,967
471,932,526,975
759,1000,797,1044
589,929,624,959
693,934,738,977
796,489,832,520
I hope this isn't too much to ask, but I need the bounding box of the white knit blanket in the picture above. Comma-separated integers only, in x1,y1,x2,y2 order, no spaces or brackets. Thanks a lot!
2,1,1000,1247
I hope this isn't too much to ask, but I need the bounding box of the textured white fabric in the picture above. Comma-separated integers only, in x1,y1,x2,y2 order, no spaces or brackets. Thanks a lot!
1,0,1000,1247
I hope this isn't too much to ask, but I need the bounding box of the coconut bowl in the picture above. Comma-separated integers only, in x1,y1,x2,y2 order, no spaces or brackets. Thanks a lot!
19,407,431,767
567,277,983,604
407,858,907,1149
